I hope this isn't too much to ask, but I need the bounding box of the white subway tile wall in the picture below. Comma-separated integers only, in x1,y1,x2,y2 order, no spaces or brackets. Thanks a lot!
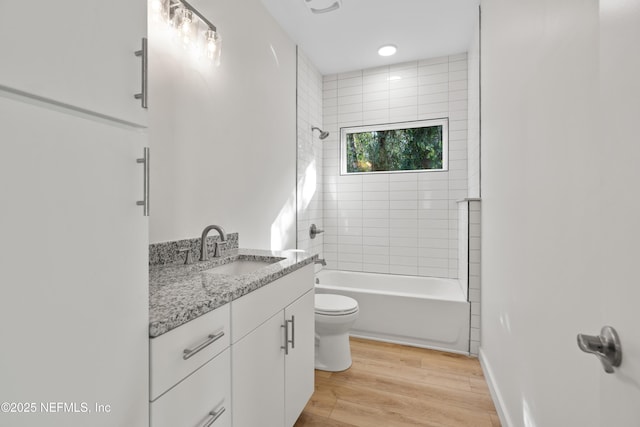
322,54,468,279
458,201,469,301
468,200,481,356
296,50,324,259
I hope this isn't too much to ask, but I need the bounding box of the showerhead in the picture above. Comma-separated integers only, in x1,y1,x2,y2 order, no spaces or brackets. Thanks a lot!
311,126,330,140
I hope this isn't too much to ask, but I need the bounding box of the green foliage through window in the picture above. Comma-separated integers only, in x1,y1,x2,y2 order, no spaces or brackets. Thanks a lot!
342,120,447,174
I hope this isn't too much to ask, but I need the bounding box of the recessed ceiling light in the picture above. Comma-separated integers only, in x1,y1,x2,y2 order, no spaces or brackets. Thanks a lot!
378,45,397,57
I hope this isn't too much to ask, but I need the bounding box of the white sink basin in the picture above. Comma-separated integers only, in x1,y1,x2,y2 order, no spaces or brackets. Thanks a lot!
208,259,275,275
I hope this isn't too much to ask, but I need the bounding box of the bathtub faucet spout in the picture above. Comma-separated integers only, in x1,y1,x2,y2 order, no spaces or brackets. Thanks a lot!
315,258,327,266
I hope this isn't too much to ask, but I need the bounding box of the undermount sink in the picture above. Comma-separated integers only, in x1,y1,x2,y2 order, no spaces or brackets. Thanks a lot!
207,259,278,275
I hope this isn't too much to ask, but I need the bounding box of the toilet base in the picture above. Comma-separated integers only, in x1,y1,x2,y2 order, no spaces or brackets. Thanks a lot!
315,333,353,372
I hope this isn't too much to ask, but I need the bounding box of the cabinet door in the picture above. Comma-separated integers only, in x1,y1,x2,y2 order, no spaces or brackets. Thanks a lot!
232,312,285,427
0,93,148,427
0,0,147,126
284,289,315,427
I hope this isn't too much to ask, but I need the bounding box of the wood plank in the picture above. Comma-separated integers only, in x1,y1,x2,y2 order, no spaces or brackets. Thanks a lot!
346,357,473,393
294,411,358,427
295,338,501,427
316,377,495,427
328,365,495,413
329,399,440,427
302,373,338,417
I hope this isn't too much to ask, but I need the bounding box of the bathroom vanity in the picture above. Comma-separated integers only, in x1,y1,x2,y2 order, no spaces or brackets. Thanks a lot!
148,248,315,427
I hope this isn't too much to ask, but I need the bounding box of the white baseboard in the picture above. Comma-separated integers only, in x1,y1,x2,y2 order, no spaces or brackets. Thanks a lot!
479,347,513,427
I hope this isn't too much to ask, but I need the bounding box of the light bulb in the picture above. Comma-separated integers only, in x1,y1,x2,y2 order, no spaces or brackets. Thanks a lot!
202,29,222,66
151,0,168,23
169,5,182,35
180,9,193,49
205,29,217,60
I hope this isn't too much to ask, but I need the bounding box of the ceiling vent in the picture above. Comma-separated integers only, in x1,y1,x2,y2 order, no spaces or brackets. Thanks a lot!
304,0,342,14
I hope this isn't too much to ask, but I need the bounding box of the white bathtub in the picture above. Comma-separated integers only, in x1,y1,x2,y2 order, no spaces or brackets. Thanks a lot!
315,270,470,354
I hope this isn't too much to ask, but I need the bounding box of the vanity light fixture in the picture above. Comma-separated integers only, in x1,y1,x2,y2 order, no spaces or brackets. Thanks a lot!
378,45,397,57
152,0,222,66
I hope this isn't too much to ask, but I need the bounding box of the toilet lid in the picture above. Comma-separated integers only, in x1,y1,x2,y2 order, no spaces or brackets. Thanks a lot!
315,294,358,315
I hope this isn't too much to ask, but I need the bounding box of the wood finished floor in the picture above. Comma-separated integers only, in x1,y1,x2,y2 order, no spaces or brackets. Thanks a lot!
294,338,501,427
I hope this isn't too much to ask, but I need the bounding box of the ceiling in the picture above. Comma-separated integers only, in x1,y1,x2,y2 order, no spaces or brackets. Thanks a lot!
260,0,480,75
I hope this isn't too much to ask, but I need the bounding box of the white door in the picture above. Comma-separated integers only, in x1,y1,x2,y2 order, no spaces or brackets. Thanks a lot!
0,0,147,126
0,92,149,427
284,289,315,427
481,0,639,424
597,0,640,424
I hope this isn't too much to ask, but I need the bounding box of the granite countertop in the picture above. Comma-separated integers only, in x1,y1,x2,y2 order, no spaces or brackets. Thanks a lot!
149,248,317,338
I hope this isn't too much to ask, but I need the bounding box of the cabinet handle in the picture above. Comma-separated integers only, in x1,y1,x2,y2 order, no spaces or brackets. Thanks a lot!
202,406,225,427
183,331,224,360
136,147,150,216
134,37,148,109
281,316,295,355
281,321,289,355
289,315,295,349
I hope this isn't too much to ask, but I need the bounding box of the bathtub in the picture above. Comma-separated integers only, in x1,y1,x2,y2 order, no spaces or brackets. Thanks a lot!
315,270,470,354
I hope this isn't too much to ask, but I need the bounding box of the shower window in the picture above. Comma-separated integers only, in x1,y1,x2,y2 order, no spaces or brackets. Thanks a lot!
340,118,448,174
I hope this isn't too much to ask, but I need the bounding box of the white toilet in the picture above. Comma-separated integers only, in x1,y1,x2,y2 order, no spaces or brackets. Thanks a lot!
314,293,359,372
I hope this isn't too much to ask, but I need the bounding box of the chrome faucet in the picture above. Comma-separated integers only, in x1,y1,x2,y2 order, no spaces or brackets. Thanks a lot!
200,225,227,261
315,258,327,266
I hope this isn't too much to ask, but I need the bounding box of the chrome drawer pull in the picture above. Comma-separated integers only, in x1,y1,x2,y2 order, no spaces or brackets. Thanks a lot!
289,315,295,349
134,37,148,109
136,147,150,216
182,331,224,360
202,406,225,427
282,316,295,354
281,321,289,355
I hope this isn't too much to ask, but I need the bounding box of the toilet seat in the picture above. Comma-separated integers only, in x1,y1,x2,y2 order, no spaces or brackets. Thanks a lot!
315,294,358,316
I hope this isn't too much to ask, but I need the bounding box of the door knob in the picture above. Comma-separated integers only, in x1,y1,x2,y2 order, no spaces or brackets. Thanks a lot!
577,325,622,374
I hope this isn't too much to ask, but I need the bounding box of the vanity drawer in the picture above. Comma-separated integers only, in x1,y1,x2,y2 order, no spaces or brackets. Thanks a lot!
231,264,314,344
151,348,231,427
150,304,230,401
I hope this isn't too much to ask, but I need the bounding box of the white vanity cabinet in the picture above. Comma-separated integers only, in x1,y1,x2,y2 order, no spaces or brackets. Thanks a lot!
150,304,231,427
231,264,315,427
0,0,148,126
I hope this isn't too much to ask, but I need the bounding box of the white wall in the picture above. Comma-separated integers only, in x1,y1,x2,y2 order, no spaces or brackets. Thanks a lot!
148,0,297,250
296,49,324,257
481,0,601,425
467,8,481,198
322,56,468,278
